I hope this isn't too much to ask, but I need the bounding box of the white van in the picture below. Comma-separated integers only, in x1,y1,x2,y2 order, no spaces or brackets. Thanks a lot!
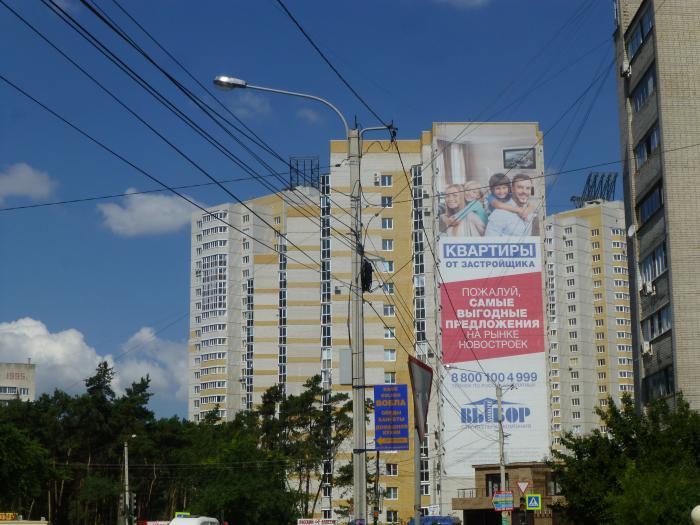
169,517,220,525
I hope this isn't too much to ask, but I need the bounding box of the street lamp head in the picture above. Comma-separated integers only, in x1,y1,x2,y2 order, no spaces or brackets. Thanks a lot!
213,75,247,90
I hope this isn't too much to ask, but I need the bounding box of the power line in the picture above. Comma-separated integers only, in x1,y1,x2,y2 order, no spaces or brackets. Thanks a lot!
0,72,352,291
273,0,388,127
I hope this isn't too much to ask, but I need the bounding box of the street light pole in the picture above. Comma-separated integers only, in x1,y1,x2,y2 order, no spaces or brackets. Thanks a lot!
123,439,129,525
213,76,388,525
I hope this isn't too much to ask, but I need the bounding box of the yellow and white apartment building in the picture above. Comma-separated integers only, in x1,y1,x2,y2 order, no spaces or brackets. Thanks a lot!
544,200,634,447
188,122,567,522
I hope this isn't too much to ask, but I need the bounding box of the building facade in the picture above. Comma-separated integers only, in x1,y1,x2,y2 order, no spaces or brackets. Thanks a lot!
0,361,36,404
613,0,698,408
188,122,549,523
544,200,633,447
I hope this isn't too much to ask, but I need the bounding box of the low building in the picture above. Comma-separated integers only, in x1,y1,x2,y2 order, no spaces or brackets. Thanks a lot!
0,361,36,405
452,462,564,525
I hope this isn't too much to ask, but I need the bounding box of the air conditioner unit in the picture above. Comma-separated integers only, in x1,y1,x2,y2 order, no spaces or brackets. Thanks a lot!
373,172,381,186
422,190,430,199
620,60,632,78
641,341,653,357
423,207,432,217
334,285,342,295
640,281,656,296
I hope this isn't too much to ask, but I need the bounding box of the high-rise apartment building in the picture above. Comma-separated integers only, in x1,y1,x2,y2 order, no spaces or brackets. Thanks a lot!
613,0,698,408
188,122,549,522
0,361,36,404
544,200,633,447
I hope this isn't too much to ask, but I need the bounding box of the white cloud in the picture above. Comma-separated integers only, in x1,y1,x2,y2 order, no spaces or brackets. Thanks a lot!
0,163,56,204
114,327,188,401
229,91,272,119
97,188,197,236
0,318,109,395
0,318,188,403
296,107,323,125
434,0,490,8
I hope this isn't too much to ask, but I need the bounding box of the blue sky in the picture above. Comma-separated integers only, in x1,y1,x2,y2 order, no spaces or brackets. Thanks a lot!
0,0,621,417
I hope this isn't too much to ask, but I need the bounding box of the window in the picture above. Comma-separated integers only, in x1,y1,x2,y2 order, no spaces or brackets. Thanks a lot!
242,214,249,223
595,319,605,327
385,487,398,500
382,239,394,251
384,348,396,361
274,216,281,225
591,228,599,236
597,359,606,366
572,411,581,420
384,327,395,339
565,240,574,247
386,463,398,476
383,283,395,294
597,345,606,353
568,318,577,326
599,385,608,393
571,397,580,405
566,265,575,273
564,227,573,234
595,293,604,301
592,241,600,249
553,409,560,418
569,344,578,352
594,280,602,288
384,371,396,384
593,267,602,275
567,278,575,287
383,304,396,317
568,305,576,313
642,304,672,340
571,384,580,393
600,399,609,407
322,509,332,520
635,123,661,169
568,331,578,340
381,174,393,187
627,7,654,59
381,218,394,229
640,241,667,282
567,292,576,300
570,371,579,380
565,253,574,261
596,332,605,340
382,260,395,273
551,396,560,404
552,383,560,390
381,196,393,208
592,254,601,262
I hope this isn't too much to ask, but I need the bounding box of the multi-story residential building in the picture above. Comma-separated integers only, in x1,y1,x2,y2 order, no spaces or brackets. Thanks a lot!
544,200,633,447
613,0,697,408
188,122,548,522
0,361,36,404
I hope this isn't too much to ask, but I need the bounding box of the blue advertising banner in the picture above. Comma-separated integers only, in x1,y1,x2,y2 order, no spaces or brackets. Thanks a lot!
374,384,409,451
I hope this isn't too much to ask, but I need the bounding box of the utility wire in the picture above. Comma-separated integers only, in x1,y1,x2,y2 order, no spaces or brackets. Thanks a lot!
0,72,352,291
273,0,388,127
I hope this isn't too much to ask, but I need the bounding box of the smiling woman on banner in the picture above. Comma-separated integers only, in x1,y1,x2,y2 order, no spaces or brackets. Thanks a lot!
439,181,487,237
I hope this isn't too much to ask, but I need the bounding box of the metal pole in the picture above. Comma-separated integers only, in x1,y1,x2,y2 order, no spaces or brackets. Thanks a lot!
349,128,367,525
497,384,508,525
124,440,130,525
414,429,422,525
374,451,380,525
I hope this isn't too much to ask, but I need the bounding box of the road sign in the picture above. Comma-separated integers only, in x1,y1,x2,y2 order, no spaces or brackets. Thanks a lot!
408,356,433,442
374,384,409,451
517,480,530,494
492,490,514,511
526,494,542,511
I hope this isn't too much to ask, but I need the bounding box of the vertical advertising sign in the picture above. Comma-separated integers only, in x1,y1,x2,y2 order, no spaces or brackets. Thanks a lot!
433,123,548,476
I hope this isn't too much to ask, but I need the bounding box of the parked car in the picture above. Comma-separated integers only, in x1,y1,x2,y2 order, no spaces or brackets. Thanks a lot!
169,517,219,525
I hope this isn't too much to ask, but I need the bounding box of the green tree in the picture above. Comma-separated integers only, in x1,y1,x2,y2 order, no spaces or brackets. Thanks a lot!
551,394,700,524
0,423,52,513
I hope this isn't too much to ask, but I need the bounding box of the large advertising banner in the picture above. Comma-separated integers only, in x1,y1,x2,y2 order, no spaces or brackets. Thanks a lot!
433,123,548,476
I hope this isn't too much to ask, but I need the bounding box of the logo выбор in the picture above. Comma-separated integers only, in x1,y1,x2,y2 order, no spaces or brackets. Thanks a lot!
460,397,532,424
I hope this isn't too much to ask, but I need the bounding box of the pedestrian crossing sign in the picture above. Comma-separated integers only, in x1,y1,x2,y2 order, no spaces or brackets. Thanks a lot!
526,494,541,510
